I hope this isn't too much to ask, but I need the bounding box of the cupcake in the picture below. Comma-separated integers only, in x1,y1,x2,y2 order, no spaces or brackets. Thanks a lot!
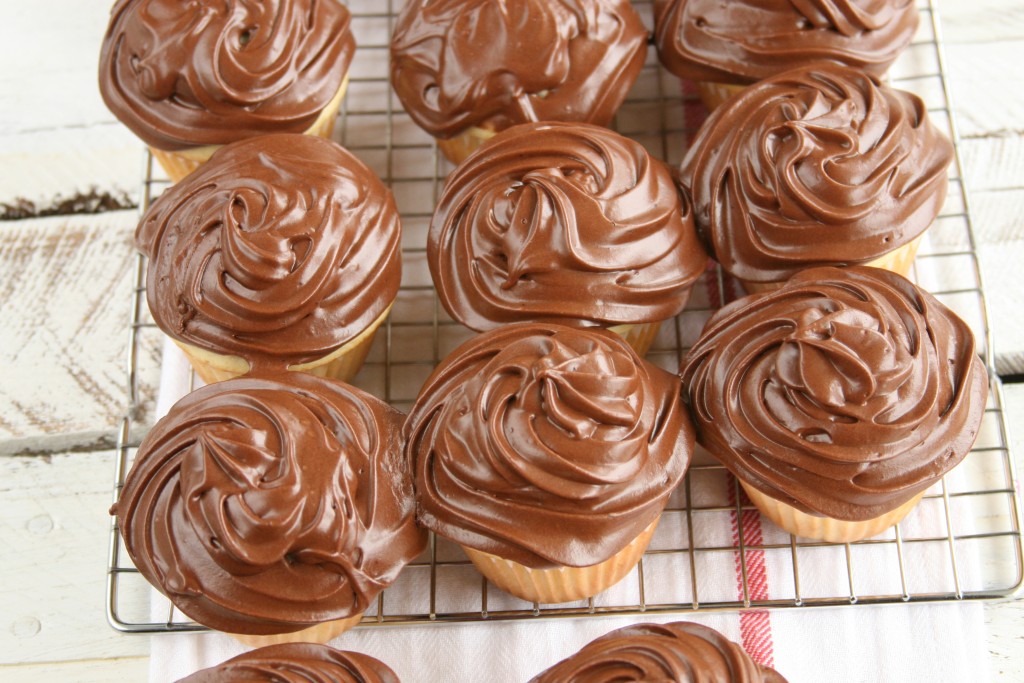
679,266,988,543
654,0,919,109
99,0,355,181
405,322,695,603
178,643,400,683
390,0,648,163
679,64,954,294
530,621,788,682
111,371,427,646
428,122,708,355
137,133,401,384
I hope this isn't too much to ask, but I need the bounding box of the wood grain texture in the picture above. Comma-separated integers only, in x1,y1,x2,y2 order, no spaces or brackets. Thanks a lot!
0,211,161,444
0,124,142,209
0,450,149,665
984,382,1024,683
1,658,148,683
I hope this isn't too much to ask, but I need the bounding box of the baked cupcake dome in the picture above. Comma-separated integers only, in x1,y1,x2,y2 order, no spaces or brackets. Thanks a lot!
679,64,953,286
112,371,426,638
136,133,401,383
679,266,988,527
390,0,647,140
99,0,355,151
428,122,707,342
405,322,694,570
654,0,918,85
178,643,400,683
529,621,788,682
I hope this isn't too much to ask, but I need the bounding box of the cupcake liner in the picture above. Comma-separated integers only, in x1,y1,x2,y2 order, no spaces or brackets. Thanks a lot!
228,612,364,648
150,75,350,183
740,481,927,543
462,518,659,604
172,339,250,385
863,232,924,278
606,320,663,357
173,302,392,384
288,304,392,381
739,233,926,295
695,81,746,111
436,125,498,165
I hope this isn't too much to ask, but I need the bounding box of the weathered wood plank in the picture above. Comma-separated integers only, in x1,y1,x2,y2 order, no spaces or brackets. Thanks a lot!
0,124,141,210
946,40,1024,140
984,382,1024,683
0,450,149,665
938,0,1024,45
960,135,1024,194
1,657,149,683
0,1,118,134
0,211,161,444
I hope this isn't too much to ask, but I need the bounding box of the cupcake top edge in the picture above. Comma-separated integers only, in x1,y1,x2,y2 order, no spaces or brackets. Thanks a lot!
113,370,426,635
680,265,988,521
679,62,953,283
177,642,401,683
405,322,695,568
390,0,648,138
529,620,789,682
429,121,708,330
654,0,919,84
99,0,355,150
136,133,401,368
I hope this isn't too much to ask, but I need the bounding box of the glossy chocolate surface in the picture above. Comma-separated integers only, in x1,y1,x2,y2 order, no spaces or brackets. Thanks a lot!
113,372,426,635
430,122,707,329
680,266,988,520
390,0,648,137
178,643,400,683
530,621,788,682
654,0,918,84
137,134,400,368
100,0,354,150
406,323,695,568
680,64,953,283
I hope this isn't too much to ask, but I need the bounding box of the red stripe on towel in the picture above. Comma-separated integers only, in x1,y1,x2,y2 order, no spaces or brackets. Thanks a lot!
727,480,776,667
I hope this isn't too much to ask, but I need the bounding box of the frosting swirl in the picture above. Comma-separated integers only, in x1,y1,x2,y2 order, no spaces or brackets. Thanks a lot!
529,621,788,682
99,0,355,150
679,64,953,283
390,0,648,138
137,134,401,368
178,643,400,683
654,0,918,84
679,266,988,520
429,122,707,329
406,323,694,568
112,372,426,635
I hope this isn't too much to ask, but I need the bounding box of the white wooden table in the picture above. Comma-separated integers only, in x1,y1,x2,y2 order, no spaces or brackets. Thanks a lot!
1,1,1022,680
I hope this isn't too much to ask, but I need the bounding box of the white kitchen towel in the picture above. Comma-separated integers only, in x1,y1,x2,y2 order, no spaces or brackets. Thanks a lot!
145,336,995,683
148,603,988,683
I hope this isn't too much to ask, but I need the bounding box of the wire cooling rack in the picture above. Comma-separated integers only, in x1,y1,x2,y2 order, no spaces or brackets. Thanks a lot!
107,0,1023,633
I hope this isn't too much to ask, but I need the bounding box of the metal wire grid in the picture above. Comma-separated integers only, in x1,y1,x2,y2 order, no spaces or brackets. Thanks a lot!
107,0,1023,633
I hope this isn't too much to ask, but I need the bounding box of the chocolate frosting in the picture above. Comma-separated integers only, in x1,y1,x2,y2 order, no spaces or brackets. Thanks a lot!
390,0,648,138
136,134,401,368
679,64,953,283
680,266,988,521
654,0,918,84
112,372,426,635
429,122,707,329
406,323,695,568
99,0,355,150
530,621,788,682
178,643,400,683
